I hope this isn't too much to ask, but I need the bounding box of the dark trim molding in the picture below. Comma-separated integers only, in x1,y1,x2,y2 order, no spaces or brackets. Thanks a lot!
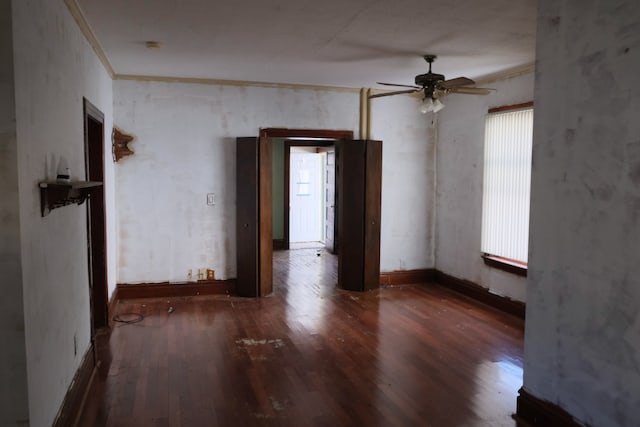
53,343,97,427
380,269,436,286
515,388,585,427
434,271,525,319
259,128,353,140
273,239,286,250
116,280,236,299
107,287,119,328
482,254,527,277
488,101,534,114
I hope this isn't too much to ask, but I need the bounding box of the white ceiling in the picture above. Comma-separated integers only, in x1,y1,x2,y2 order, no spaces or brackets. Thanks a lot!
76,0,537,89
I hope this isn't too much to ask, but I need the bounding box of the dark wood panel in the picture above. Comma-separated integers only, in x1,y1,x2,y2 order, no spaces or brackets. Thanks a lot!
363,140,382,291
380,269,436,286
434,270,526,319
260,128,353,139
337,139,366,291
116,280,236,299
258,137,273,296
78,246,526,427
52,343,96,427
236,137,259,297
515,388,584,426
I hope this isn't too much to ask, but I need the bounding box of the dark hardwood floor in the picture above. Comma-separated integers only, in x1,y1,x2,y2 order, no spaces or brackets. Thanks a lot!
79,247,525,426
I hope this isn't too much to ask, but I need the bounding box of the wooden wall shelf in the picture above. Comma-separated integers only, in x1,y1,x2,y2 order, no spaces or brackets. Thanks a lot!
39,181,103,217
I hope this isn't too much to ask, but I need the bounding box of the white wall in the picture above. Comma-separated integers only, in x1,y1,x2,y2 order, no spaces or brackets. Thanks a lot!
12,0,114,425
113,81,359,282
435,72,534,302
0,1,29,425
371,95,437,271
524,1,640,426
113,80,434,283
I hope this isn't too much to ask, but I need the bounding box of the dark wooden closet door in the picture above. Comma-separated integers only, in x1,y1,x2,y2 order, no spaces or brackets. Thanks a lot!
337,139,382,291
236,137,272,297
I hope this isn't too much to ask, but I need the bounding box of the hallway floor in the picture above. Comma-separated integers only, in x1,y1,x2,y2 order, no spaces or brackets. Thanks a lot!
79,248,525,426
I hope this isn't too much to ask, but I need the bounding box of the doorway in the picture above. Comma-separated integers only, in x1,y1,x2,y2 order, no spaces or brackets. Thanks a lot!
236,129,381,296
83,98,108,335
289,149,323,244
284,140,337,253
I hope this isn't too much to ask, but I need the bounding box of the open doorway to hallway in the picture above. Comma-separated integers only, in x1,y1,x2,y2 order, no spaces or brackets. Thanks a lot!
236,128,381,297
273,138,338,292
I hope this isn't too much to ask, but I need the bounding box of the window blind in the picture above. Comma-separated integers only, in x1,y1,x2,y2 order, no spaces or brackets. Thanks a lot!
481,108,533,263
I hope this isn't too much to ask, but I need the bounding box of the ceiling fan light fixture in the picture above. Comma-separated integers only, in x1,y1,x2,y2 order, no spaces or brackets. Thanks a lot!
419,97,434,114
419,97,444,114
432,98,445,113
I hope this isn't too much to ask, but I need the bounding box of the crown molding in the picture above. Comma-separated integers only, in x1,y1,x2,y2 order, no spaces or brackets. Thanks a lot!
475,62,535,85
64,0,115,78
114,74,361,93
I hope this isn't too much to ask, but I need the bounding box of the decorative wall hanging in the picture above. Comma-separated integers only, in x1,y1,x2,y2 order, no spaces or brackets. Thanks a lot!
112,127,134,162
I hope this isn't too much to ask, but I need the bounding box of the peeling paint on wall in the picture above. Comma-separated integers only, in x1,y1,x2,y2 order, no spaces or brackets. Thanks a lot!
12,0,115,425
435,72,534,302
525,1,640,426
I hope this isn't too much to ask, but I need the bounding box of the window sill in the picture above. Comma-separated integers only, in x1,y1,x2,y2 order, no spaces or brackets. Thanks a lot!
482,254,527,277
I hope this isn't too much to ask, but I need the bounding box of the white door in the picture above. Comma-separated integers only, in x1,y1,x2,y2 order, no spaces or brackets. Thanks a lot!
324,151,335,252
289,152,323,243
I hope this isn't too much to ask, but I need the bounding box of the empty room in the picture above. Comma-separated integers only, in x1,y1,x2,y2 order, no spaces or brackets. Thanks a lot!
1,0,638,426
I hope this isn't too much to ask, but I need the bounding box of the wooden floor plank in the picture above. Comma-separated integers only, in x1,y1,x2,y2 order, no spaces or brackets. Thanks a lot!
79,247,526,426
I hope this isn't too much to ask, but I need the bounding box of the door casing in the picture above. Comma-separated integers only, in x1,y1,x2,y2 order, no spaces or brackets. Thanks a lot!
236,129,380,296
83,98,108,335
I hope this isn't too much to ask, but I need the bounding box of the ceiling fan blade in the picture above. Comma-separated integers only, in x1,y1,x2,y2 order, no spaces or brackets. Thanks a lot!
449,86,494,95
440,77,475,89
369,89,421,99
376,82,421,89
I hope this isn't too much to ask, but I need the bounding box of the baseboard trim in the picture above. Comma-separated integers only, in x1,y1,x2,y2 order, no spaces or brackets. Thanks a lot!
116,279,236,299
379,269,436,286
515,388,585,426
52,343,96,427
434,270,526,319
107,287,119,328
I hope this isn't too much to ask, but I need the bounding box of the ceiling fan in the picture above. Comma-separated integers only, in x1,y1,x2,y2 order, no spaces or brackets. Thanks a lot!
369,55,493,112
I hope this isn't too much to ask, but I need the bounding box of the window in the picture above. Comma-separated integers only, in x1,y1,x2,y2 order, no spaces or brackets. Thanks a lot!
481,103,534,268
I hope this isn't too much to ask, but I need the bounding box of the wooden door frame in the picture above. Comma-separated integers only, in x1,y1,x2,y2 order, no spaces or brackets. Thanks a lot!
284,139,335,250
260,128,352,251
83,98,108,335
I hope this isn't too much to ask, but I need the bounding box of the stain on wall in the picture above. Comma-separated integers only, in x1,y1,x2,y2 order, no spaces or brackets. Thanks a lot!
525,1,640,426
114,81,360,283
114,79,436,283
370,94,438,271
12,0,115,425
435,72,534,302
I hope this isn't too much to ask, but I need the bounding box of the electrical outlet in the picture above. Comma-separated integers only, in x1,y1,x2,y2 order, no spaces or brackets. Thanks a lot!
187,269,193,280
206,193,215,206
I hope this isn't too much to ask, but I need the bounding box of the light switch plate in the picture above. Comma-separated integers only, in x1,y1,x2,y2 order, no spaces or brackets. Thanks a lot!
206,193,215,205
